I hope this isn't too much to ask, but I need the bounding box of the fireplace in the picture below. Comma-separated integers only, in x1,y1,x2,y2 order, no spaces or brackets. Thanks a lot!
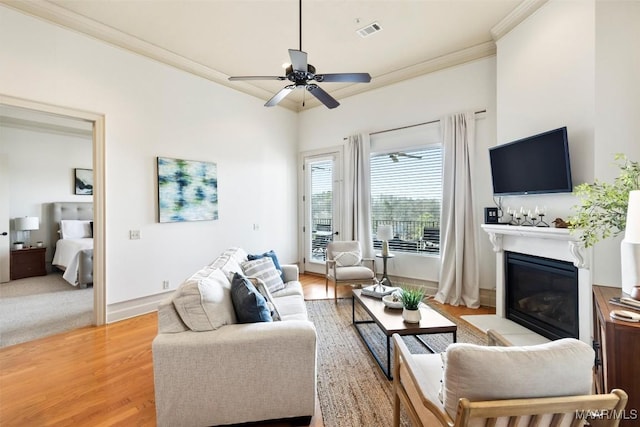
479,224,591,343
505,251,579,340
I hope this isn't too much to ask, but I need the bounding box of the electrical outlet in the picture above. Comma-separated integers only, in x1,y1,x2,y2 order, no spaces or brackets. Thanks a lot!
129,230,140,240
253,224,260,231
162,280,170,290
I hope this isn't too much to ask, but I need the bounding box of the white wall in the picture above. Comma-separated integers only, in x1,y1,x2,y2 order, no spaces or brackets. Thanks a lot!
495,0,595,222
496,0,640,288
299,57,498,292
0,6,298,311
0,123,92,259
593,0,640,285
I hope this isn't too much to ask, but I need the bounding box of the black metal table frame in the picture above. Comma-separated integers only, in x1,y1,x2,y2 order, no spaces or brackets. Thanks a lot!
352,296,457,380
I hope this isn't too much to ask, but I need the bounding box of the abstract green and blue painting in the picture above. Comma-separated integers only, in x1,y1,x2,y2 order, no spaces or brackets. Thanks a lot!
157,157,218,222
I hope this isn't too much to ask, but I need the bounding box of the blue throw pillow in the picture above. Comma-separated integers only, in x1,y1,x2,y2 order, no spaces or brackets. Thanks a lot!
248,250,284,282
230,273,272,323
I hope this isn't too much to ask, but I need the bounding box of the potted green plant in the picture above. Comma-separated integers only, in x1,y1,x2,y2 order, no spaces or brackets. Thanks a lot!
400,287,425,323
570,154,640,295
570,154,640,247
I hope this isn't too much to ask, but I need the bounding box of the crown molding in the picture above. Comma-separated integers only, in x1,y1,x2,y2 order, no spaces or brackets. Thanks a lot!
0,115,93,137
2,0,499,113
298,41,497,111
0,0,300,111
490,0,549,41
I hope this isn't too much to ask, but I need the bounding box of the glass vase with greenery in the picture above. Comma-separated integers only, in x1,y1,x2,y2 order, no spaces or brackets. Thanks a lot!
570,154,640,247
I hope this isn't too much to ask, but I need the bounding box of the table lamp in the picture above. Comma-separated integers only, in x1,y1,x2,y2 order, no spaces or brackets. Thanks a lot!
377,225,393,257
621,190,640,297
15,216,39,248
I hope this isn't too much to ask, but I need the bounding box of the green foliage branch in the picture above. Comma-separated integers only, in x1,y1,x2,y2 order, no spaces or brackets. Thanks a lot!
570,154,640,247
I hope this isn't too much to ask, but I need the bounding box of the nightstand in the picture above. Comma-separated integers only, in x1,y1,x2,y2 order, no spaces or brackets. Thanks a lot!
10,247,47,280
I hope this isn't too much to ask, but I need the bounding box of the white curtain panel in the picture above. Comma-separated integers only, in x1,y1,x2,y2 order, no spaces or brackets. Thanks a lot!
436,112,480,308
344,134,374,258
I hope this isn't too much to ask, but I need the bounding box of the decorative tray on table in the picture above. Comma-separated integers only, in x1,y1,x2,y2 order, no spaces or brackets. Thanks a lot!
362,284,396,298
382,293,403,309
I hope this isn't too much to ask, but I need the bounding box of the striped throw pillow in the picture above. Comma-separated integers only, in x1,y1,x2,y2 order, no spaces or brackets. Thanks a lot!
241,257,286,293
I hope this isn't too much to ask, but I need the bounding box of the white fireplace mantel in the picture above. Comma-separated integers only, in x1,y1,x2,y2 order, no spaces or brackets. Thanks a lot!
479,224,592,343
481,224,589,269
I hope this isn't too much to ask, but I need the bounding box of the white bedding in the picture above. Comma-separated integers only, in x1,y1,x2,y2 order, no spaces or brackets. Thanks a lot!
52,238,93,285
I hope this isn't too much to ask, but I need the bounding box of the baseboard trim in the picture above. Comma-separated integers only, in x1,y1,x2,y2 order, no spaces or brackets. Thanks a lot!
384,275,496,308
106,290,173,323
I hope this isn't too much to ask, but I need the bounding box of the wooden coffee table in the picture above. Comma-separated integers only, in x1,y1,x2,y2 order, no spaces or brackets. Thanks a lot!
352,289,457,380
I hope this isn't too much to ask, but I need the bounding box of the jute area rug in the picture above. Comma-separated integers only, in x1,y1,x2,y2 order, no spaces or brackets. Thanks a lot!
306,298,485,427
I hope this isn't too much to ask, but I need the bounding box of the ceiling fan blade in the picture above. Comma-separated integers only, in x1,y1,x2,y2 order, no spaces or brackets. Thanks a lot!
314,73,371,83
306,84,339,109
228,76,286,81
265,86,295,107
288,49,308,71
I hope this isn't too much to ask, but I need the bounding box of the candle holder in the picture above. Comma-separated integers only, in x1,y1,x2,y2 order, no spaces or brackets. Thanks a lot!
510,213,523,226
534,213,550,227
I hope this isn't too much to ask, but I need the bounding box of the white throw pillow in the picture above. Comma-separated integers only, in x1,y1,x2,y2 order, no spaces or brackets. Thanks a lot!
241,257,285,293
172,268,237,331
211,255,244,278
60,220,92,239
442,338,594,419
334,250,362,267
250,277,282,321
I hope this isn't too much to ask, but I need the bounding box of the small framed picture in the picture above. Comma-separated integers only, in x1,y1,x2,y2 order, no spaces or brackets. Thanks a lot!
75,168,93,195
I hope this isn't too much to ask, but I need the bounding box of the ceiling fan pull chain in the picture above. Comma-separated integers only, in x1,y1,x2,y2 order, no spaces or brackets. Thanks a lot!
299,0,302,51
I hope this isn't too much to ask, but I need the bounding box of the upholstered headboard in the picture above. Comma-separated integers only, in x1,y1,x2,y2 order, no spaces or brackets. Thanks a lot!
49,202,93,245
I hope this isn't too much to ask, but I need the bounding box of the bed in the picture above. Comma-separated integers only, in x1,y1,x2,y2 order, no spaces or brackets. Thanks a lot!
50,202,94,288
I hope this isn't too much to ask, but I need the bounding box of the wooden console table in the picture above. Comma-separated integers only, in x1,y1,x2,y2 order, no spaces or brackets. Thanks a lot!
592,285,640,426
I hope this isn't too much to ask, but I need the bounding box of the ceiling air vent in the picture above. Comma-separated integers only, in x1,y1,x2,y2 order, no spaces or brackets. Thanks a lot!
356,22,382,38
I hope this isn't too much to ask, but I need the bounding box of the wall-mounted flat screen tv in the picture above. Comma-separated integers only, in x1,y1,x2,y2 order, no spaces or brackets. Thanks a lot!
489,127,572,196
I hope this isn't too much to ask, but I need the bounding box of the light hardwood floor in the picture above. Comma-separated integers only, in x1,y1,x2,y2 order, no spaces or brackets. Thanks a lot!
0,274,494,426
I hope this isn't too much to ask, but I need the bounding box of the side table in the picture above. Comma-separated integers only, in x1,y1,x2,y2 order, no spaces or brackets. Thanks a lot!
10,246,47,280
376,253,395,287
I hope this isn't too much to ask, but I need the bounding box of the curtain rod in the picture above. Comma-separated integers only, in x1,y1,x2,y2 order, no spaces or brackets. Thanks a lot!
342,109,486,140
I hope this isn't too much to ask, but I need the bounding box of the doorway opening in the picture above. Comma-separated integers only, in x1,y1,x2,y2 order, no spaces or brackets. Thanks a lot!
0,94,106,337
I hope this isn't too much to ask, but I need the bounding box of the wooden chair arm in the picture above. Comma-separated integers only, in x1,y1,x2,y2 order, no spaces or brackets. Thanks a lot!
392,334,453,427
325,259,337,277
361,257,376,275
486,329,511,346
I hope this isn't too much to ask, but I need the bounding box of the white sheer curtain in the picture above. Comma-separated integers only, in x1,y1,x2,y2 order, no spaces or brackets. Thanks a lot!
435,112,480,308
344,134,374,258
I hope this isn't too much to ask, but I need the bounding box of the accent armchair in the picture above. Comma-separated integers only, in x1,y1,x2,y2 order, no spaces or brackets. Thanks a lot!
392,333,628,427
325,240,375,303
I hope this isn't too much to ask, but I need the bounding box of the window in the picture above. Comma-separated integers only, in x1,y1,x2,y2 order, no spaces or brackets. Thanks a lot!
370,145,442,254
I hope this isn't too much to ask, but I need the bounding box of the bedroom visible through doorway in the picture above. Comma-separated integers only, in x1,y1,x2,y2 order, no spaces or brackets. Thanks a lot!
0,95,106,340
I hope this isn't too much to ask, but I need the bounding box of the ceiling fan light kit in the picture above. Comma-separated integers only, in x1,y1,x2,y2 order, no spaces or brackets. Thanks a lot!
228,0,371,109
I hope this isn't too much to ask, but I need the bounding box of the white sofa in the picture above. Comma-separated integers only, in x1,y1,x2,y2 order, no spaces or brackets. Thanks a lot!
152,247,317,427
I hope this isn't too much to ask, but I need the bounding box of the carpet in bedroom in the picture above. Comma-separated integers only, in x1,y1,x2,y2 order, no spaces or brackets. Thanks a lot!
0,272,93,348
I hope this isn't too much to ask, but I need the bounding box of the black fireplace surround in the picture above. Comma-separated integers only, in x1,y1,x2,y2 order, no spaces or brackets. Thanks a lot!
505,251,579,340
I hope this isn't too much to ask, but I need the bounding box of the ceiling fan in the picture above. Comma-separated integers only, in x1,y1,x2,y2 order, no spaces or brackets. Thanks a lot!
228,0,371,109
389,152,423,162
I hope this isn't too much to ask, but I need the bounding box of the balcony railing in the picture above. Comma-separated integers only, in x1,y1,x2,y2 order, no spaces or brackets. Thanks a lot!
310,219,440,260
